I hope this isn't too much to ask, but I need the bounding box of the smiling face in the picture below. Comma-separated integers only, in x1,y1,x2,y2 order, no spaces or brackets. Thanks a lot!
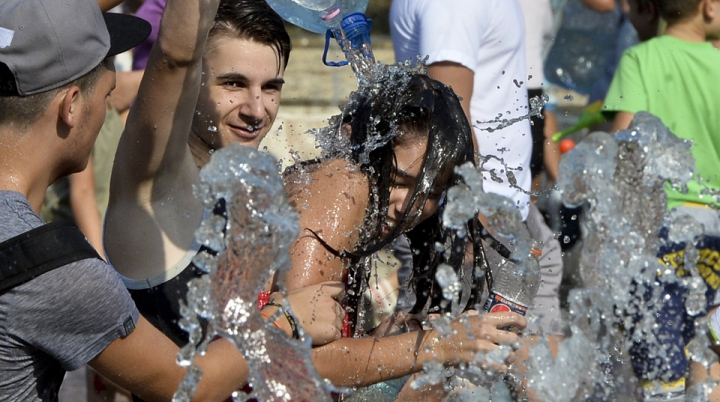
383,136,445,237
191,36,284,159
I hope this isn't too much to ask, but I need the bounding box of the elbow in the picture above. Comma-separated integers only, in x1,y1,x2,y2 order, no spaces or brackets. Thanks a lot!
155,37,205,69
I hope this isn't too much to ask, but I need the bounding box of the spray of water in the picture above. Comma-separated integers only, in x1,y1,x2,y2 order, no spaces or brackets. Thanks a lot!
173,45,718,400
173,144,335,401
518,112,716,400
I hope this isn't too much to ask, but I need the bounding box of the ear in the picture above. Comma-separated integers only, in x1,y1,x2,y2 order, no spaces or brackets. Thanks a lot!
59,86,81,129
646,0,658,18
704,0,717,21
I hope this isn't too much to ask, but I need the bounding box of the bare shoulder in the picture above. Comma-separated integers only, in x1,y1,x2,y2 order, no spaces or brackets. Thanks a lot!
283,159,370,287
284,158,369,220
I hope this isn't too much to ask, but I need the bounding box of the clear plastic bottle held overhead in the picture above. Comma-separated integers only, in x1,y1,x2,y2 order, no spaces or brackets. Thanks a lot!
264,0,375,71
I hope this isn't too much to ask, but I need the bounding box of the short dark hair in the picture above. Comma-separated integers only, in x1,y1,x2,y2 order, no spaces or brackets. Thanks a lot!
656,0,702,24
207,0,292,72
0,59,110,131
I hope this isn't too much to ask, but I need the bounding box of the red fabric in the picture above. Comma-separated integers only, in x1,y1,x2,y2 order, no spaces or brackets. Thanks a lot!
257,291,271,310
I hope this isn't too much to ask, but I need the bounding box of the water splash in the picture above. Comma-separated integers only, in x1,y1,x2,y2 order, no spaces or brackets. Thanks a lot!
523,112,712,400
475,93,547,134
173,144,334,401
313,60,428,165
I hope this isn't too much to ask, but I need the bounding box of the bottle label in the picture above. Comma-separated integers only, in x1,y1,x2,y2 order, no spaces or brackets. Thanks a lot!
641,378,685,400
483,291,528,316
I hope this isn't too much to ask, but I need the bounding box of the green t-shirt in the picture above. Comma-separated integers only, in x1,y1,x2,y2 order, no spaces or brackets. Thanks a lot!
604,35,720,209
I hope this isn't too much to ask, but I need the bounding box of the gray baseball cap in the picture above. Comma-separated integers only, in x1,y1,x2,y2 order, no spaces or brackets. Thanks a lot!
0,0,151,96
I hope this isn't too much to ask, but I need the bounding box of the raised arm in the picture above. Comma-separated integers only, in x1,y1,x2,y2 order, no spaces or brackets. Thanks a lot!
106,0,218,277
111,0,216,196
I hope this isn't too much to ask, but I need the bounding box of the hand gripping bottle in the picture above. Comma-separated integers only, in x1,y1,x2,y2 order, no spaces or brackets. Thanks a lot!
483,242,541,317
264,0,375,68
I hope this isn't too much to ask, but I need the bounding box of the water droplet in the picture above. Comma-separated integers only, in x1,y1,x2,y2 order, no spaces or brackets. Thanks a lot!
208,125,217,132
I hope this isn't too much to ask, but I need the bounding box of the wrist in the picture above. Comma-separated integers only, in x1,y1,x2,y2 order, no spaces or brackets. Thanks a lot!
416,329,442,366
263,302,300,339
259,305,290,337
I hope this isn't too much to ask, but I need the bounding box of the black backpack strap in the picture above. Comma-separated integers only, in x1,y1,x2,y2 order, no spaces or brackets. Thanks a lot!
0,220,101,293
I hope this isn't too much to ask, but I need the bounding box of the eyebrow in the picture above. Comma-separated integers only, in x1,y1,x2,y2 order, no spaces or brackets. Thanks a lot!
215,72,285,86
392,167,415,179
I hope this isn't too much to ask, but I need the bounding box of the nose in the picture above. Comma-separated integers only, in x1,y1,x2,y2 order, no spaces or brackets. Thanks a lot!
390,186,412,216
240,88,266,123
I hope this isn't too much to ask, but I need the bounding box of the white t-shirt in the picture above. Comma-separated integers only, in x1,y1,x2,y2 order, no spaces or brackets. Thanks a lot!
518,0,554,90
390,0,532,220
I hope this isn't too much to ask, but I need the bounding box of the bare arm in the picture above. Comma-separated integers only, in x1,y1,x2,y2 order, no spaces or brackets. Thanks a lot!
111,0,215,195
428,62,478,153
543,109,560,182
90,316,248,402
283,160,525,386
108,70,143,115
97,0,123,12
284,159,369,288
68,158,104,257
105,0,217,277
580,0,616,12
612,111,635,132
311,313,525,387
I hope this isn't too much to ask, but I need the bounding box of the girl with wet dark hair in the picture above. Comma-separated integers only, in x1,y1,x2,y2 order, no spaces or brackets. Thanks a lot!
281,64,526,392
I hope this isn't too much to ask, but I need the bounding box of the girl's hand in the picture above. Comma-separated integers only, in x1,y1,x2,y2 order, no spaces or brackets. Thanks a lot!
280,281,346,346
419,311,527,372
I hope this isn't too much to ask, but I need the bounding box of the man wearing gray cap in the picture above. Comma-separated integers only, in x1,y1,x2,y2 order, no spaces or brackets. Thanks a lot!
0,0,251,400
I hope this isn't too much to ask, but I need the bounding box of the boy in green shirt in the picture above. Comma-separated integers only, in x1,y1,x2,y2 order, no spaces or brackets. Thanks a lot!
604,0,720,396
606,0,720,210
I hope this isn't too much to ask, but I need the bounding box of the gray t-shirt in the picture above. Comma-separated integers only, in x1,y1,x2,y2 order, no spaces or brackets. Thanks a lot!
0,191,139,401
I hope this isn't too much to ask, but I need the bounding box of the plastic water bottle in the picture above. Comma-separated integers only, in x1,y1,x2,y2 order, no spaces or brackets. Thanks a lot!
483,242,541,317
264,0,375,68
264,0,345,33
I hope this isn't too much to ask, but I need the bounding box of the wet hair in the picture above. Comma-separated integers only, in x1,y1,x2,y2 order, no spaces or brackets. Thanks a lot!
207,0,292,72
331,64,485,329
656,0,702,24
0,59,110,132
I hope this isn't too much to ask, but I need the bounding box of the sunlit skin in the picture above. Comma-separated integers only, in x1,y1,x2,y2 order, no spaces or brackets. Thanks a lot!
283,130,526,387
287,136,444,286
66,68,116,178
189,37,285,167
